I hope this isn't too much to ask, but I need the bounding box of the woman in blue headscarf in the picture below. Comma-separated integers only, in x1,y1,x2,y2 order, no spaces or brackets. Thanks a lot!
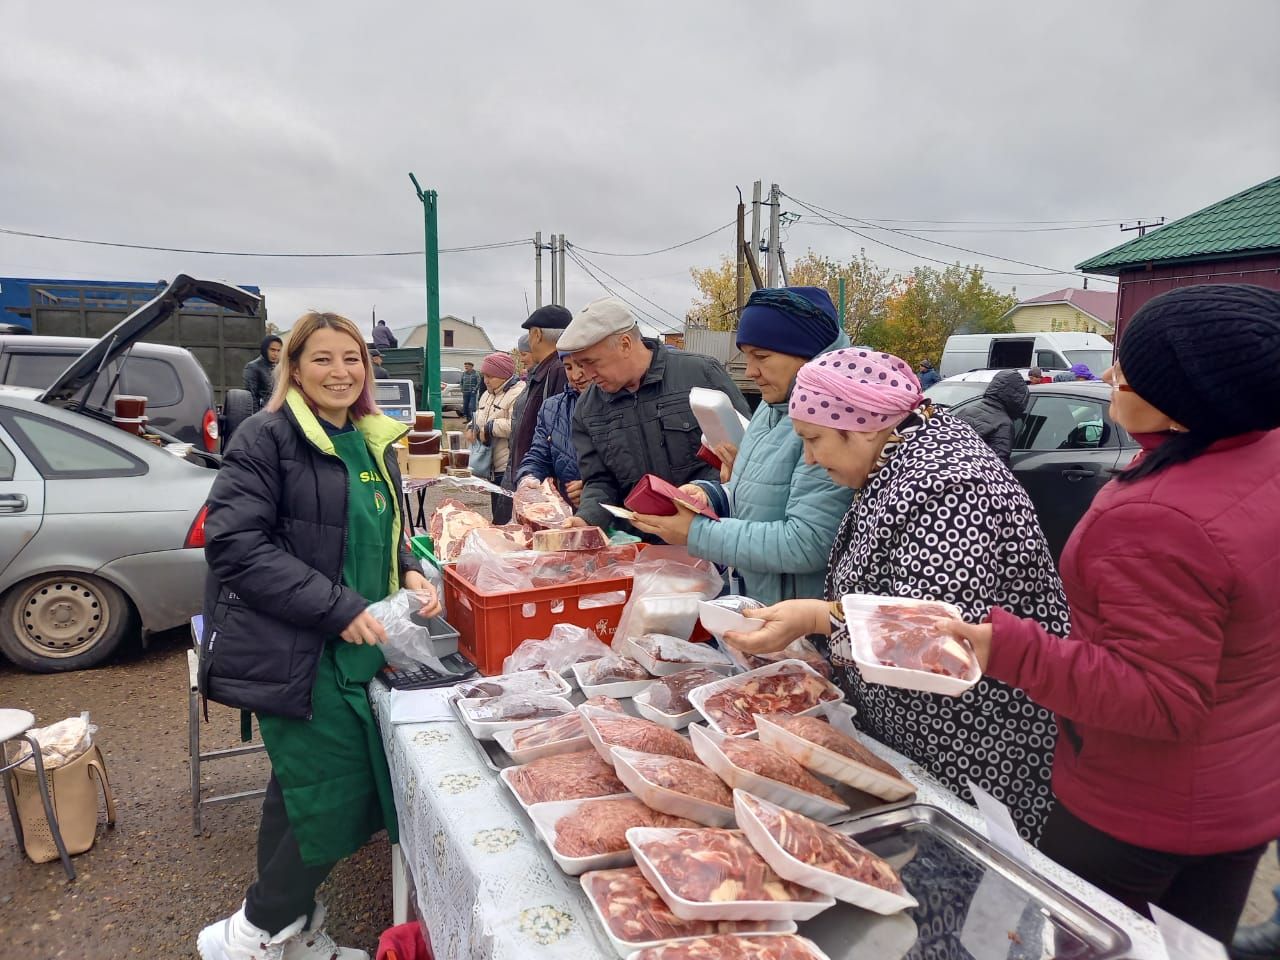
632,287,855,604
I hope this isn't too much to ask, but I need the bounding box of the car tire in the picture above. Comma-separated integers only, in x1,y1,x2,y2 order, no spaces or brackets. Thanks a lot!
0,573,133,673
222,388,255,447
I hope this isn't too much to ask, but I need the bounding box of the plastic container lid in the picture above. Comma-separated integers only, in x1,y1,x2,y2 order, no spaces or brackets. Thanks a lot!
839,594,979,697
610,746,735,828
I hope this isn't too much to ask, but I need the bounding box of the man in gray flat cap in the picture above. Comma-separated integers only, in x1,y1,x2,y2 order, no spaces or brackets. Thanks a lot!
503,304,572,494
560,296,750,534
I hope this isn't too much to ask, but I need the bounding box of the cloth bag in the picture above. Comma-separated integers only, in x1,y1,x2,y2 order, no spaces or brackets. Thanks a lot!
10,743,116,863
468,437,493,479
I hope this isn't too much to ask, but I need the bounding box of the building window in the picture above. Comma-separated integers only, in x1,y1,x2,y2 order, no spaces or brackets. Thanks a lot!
444,330,454,347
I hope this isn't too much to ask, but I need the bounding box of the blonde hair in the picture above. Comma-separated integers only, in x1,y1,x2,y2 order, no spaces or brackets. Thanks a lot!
265,311,379,418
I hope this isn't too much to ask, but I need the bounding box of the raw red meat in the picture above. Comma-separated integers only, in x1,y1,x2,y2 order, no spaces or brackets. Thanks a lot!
635,829,823,904
462,694,572,723
583,868,775,945
553,798,695,858
580,655,651,685
511,697,624,750
735,639,832,680
857,602,976,678
764,715,908,784
532,525,609,552
581,707,698,762
454,669,564,700
514,477,575,529
630,935,821,960
466,524,531,554
647,667,724,716
507,750,626,805
625,754,733,809
739,793,906,895
631,634,731,667
718,738,843,804
428,499,491,561
701,666,841,736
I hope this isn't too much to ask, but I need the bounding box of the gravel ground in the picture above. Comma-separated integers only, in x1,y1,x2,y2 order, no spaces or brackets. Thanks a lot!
1,460,1276,957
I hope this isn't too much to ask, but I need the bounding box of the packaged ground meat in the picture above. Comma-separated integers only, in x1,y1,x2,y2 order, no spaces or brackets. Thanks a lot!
579,705,698,763
619,751,733,812
552,797,696,858
628,934,829,960
754,714,914,802
505,749,626,805
581,868,784,947
693,662,843,737
509,696,623,750
734,791,915,914
717,738,842,805
644,667,725,717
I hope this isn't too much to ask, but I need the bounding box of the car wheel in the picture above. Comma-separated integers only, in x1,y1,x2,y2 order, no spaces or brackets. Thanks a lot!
0,573,132,673
222,388,256,447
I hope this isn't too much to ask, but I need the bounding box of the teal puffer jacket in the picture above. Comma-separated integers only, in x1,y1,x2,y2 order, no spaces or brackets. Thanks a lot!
686,332,855,605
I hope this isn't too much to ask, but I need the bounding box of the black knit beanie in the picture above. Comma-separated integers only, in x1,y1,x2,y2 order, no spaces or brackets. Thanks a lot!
1118,283,1280,440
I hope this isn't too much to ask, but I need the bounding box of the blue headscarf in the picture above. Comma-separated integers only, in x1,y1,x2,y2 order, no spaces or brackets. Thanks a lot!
737,286,840,360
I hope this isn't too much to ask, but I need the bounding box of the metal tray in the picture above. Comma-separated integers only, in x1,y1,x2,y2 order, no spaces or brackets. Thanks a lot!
799,804,1131,960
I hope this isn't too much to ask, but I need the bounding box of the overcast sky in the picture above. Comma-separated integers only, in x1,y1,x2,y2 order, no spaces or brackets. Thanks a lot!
3,0,1277,346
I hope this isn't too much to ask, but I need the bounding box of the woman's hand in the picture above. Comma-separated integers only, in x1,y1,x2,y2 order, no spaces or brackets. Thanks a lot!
401,571,443,619
631,501,698,546
676,484,709,509
942,620,992,671
714,442,738,483
723,599,831,654
565,480,583,507
341,609,389,646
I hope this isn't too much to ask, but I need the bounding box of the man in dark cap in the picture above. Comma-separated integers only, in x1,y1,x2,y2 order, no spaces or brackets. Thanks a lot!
504,305,572,492
460,361,480,421
243,334,282,410
917,359,941,389
369,348,390,379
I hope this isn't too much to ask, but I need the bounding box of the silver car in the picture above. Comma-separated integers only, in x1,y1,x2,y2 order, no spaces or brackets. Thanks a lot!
0,276,260,672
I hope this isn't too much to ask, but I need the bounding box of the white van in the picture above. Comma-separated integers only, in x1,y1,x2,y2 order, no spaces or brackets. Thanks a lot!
939,331,1113,379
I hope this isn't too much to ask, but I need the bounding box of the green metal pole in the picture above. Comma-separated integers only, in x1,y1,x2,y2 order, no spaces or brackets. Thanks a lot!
409,173,442,419
837,277,847,335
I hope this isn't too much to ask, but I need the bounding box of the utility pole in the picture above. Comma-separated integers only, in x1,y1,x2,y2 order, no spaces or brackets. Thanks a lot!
408,173,442,419
1120,217,1165,238
549,234,559,306
557,233,566,306
779,245,790,286
750,181,762,290
535,231,543,308
837,278,847,334
735,187,746,322
766,183,780,288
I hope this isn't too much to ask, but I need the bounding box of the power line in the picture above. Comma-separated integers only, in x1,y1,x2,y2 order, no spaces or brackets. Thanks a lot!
570,221,735,258
845,215,1160,226
796,220,1125,235
564,246,681,335
566,243,687,327
0,225,531,258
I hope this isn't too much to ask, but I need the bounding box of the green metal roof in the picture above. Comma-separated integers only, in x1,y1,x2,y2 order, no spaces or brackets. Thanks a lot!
1077,175,1280,274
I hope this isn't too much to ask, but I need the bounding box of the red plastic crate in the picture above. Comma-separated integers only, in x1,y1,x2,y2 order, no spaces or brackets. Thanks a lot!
442,564,634,675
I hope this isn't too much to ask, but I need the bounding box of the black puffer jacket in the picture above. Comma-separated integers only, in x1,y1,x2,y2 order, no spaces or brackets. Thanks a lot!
242,335,282,410
953,370,1029,463
198,393,413,718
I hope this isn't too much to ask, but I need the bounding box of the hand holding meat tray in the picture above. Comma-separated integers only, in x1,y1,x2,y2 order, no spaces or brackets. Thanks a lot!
839,594,980,697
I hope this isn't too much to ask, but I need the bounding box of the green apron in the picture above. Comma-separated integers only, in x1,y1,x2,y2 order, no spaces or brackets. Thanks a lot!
257,403,404,866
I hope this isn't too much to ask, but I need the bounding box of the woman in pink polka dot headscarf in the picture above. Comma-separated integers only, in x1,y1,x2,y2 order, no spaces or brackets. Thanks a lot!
723,346,1070,844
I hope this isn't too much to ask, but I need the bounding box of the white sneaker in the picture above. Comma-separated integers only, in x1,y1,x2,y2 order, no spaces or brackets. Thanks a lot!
197,903,307,960
283,901,369,960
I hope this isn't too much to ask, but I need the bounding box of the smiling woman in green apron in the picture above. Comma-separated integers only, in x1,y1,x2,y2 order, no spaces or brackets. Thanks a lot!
197,311,440,960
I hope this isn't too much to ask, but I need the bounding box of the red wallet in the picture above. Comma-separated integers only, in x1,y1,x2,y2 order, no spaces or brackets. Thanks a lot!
624,474,719,520
696,443,723,470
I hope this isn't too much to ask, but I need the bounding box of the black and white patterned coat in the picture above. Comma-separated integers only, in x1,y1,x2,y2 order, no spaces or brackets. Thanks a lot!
825,407,1070,841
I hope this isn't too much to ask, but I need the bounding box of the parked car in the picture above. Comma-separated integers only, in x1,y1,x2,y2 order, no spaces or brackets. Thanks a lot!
924,369,1066,408
440,366,464,415
948,381,1138,560
0,334,221,451
0,275,260,672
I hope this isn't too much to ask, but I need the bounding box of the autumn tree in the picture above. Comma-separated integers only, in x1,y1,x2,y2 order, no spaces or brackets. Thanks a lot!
686,257,739,331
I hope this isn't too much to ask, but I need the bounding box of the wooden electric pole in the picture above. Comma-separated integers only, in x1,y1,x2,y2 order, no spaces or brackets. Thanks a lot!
735,189,747,322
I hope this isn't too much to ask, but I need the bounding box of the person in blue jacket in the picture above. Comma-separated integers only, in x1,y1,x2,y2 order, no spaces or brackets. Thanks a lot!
631,287,855,604
515,353,589,506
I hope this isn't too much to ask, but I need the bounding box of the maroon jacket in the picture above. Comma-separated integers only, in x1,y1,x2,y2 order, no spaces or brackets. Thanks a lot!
988,429,1280,855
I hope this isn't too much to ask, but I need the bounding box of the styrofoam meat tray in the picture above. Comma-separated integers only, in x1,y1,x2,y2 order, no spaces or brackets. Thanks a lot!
572,659,655,700
493,722,593,765
626,826,836,922
616,632,734,678
733,790,917,915
688,659,844,738
689,724,849,822
839,594,980,697
610,746,735,828
526,795,641,876
456,694,577,740
453,668,572,700
623,934,831,960
497,763,628,818
698,597,766,641
754,713,915,803
633,685,700,730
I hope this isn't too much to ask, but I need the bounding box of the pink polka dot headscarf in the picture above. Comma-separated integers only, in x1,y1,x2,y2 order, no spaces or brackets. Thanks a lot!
789,348,923,431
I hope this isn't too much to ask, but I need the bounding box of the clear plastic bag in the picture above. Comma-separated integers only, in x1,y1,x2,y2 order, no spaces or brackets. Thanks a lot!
502,623,612,675
629,634,732,668
614,557,725,645
9,712,96,771
366,588,452,670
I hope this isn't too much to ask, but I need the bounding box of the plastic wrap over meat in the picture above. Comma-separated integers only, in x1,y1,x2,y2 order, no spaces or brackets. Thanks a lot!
583,869,777,945
647,668,724,716
861,602,976,678
718,739,842,804
507,750,626,805
579,655,651,686
631,634,732,668
531,525,609,552
763,715,905,781
454,669,567,700
465,524,531,554
738,792,906,895
502,625,612,675
630,934,824,960
626,754,733,809
514,477,574,529
580,705,698,762
460,694,574,723
635,829,823,904
554,798,696,858
615,557,726,644
728,638,832,680
511,696,624,750
428,498,491,561
455,533,537,593
702,665,842,737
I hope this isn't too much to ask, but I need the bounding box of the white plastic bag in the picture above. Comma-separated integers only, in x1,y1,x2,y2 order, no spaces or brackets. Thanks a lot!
367,589,452,670
502,624,612,676
614,556,725,645
9,712,96,771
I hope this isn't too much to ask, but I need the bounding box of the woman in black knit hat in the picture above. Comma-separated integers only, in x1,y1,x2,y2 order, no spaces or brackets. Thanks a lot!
948,284,1280,944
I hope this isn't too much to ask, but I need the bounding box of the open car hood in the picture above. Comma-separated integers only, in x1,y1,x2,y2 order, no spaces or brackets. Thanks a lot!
39,274,261,407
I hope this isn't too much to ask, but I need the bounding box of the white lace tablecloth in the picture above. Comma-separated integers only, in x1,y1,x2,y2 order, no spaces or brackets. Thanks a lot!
371,682,1165,960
